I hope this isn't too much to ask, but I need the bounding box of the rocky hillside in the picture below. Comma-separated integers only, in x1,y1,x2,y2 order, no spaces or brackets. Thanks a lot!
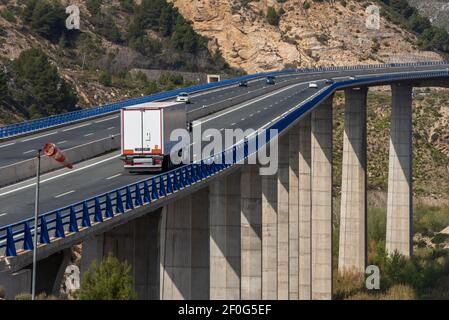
170,0,442,73
408,0,449,32
0,0,446,123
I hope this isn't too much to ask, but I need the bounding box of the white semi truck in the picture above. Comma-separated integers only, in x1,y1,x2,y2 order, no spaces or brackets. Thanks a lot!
120,101,188,172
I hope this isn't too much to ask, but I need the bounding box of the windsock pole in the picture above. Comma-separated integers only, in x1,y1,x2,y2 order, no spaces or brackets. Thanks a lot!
32,143,72,300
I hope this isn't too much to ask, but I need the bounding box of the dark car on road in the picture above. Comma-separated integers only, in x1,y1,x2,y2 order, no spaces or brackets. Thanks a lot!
239,80,248,87
266,76,275,85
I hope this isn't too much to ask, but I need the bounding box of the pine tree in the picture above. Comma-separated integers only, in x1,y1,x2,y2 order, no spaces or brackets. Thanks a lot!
79,254,137,300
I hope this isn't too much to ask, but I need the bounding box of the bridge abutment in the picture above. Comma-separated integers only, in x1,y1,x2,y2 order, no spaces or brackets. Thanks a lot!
338,88,368,274
386,84,413,257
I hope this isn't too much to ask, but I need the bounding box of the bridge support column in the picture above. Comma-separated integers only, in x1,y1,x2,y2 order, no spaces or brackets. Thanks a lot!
386,84,413,257
288,124,299,300
241,165,262,300
278,133,289,300
339,88,368,274
209,171,241,300
311,97,333,300
81,212,161,299
262,171,277,299
160,188,210,300
298,114,312,300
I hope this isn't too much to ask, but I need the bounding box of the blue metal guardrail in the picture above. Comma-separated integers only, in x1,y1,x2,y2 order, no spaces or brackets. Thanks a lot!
0,61,448,140
0,69,296,140
1,68,449,257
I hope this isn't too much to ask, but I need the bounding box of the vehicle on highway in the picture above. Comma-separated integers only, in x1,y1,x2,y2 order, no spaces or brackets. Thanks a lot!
239,80,248,87
324,79,334,84
120,102,188,172
266,76,275,85
176,92,191,103
349,76,356,80
309,82,318,88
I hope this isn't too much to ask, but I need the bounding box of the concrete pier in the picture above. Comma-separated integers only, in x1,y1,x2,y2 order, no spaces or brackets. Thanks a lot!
209,172,241,300
160,188,210,300
298,114,312,300
339,88,368,274
277,133,289,300
288,124,300,300
386,84,413,257
311,98,333,300
261,172,278,299
81,212,161,299
240,165,262,299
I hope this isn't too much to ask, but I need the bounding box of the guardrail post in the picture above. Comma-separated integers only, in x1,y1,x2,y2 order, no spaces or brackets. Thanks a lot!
125,186,134,210
39,216,50,244
55,211,65,238
166,174,173,194
143,181,151,203
6,227,17,257
94,198,104,223
134,184,143,207
159,177,167,197
23,221,33,250
116,190,125,214
82,201,92,228
151,178,159,200
69,206,79,233
105,194,114,218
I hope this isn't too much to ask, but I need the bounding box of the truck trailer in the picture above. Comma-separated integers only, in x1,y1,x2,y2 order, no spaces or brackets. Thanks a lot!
120,101,187,172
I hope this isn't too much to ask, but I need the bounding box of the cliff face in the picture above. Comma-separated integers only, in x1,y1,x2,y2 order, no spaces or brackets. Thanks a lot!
170,0,441,73
408,0,449,32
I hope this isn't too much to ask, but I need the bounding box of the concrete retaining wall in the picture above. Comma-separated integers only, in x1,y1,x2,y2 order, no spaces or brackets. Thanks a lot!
0,135,120,188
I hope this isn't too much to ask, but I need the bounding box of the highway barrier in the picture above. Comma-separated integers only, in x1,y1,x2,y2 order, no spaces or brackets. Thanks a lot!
0,135,120,188
1,68,449,258
1,61,448,140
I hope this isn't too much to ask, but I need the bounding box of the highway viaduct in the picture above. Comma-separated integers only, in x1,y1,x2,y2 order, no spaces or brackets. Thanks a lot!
0,64,449,299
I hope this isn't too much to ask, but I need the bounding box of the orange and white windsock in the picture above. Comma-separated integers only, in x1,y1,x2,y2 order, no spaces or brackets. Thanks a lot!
43,143,73,169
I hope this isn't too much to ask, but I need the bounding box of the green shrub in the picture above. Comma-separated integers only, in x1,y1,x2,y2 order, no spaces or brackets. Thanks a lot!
79,254,136,300
10,48,78,117
266,6,280,26
15,293,31,300
99,70,112,87
21,0,68,43
1,8,17,23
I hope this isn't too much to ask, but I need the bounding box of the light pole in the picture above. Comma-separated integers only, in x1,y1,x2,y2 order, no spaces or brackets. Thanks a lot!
31,143,73,300
31,149,41,301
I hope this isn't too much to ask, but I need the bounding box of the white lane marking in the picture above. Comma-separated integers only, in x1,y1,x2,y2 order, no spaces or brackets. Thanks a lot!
193,82,303,127
0,142,16,148
23,149,36,155
21,131,57,142
57,140,68,144
95,115,119,124
54,190,75,198
0,154,121,197
62,123,91,132
107,127,115,130
84,133,94,137
106,173,122,180
0,213,7,217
